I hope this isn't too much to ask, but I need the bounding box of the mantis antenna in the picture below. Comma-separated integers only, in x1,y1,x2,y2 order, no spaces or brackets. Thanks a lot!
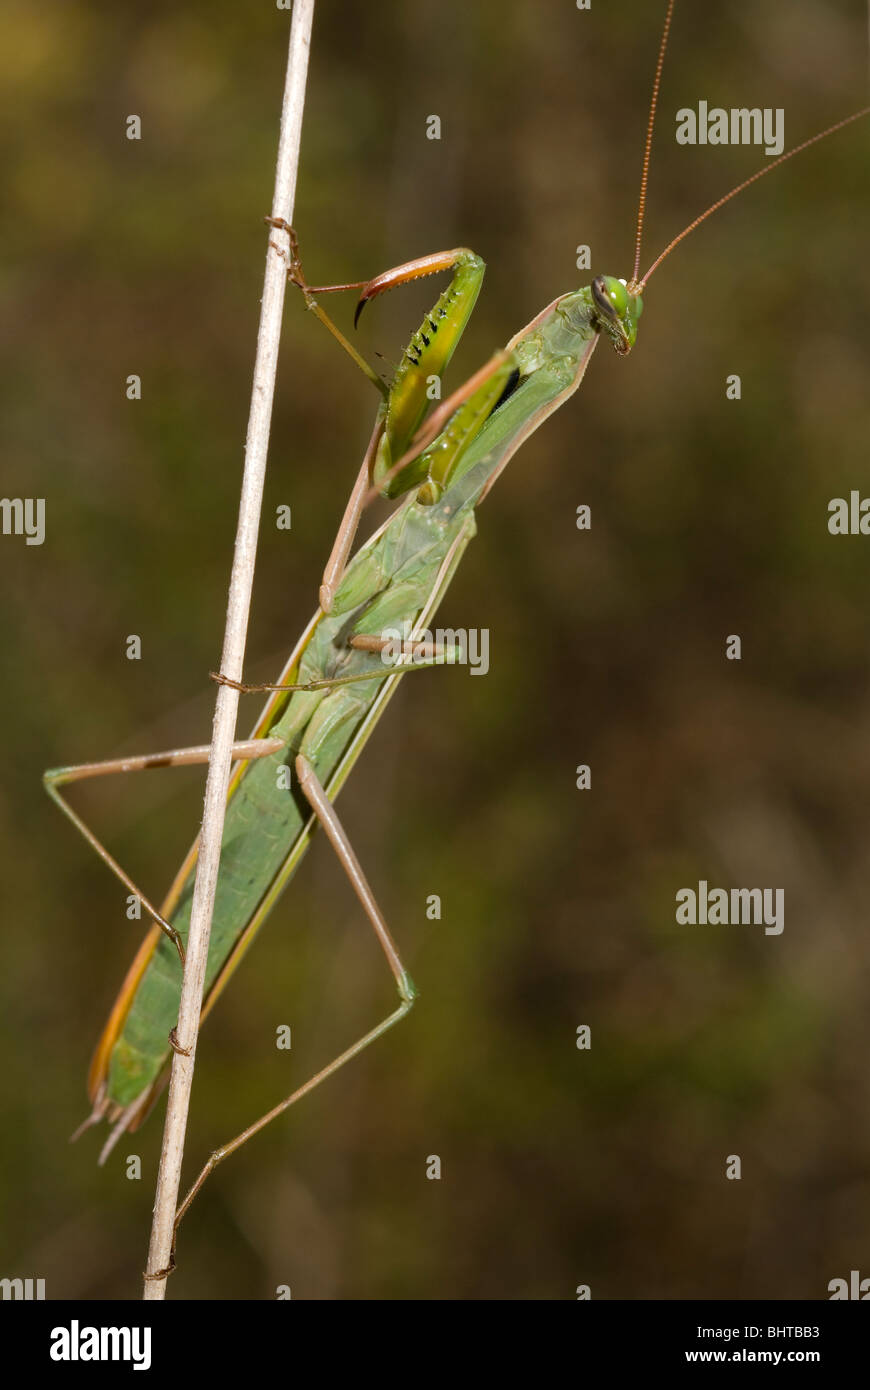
631,0,676,287
637,105,870,292
627,0,870,294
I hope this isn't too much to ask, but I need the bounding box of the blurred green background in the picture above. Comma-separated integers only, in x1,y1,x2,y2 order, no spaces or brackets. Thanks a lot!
2,0,870,1299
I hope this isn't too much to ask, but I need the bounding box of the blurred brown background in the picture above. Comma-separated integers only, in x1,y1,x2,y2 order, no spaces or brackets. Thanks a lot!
2,0,870,1299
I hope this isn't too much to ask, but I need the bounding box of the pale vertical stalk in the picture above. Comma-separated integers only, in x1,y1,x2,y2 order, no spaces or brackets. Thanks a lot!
143,0,316,1299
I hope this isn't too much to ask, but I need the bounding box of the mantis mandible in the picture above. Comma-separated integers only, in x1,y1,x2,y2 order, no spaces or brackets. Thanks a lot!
43,0,869,1273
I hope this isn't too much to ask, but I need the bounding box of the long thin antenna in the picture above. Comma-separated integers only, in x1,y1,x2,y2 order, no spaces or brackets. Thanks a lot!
639,105,870,290
631,0,676,285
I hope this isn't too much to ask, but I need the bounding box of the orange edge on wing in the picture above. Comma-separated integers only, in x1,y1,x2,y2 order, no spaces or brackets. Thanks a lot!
86,921,162,1103
86,609,324,1113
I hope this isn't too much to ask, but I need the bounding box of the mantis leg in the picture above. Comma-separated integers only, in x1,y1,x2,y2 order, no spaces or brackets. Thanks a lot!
355,248,486,494
278,232,492,610
274,224,486,444
317,418,383,614
43,738,284,964
275,227,488,471
266,218,386,393
276,231,491,608
316,351,510,614
160,751,416,1274
213,633,468,697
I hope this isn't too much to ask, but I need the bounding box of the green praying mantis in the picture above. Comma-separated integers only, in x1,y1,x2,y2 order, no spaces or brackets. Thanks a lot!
43,0,870,1270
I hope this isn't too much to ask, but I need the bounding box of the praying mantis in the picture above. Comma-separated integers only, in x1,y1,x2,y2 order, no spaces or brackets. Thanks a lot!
42,0,870,1284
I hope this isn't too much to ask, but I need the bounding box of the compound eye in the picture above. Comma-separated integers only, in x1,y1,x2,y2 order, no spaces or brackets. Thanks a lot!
603,276,628,317
592,275,629,322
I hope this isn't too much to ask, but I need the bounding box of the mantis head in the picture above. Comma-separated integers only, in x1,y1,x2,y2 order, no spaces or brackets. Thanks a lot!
591,275,643,355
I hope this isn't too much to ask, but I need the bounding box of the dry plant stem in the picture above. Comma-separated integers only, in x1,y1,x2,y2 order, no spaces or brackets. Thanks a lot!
142,0,316,1300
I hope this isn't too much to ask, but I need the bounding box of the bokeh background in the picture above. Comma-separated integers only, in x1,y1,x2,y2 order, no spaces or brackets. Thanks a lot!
2,0,870,1299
